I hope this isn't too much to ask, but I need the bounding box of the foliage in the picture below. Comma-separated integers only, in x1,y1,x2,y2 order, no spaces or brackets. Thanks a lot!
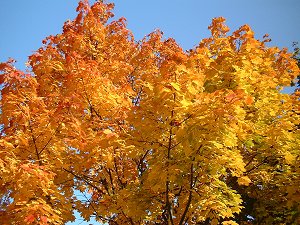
1,1,300,224
292,42,300,87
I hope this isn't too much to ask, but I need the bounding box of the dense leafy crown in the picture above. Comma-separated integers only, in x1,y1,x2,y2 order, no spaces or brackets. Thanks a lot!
1,1,300,224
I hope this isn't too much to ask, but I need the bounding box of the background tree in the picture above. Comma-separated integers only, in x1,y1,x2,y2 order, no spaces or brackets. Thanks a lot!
0,1,299,224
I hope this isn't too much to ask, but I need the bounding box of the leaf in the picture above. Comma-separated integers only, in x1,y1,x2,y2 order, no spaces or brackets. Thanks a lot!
103,129,112,135
24,214,35,223
180,98,191,108
237,176,251,186
222,221,239,225
223,132,237,147
211,218,219,225
212,141,223,149
170,82,181,91
40,216,48,223
284,152,295,164
245,96,254,105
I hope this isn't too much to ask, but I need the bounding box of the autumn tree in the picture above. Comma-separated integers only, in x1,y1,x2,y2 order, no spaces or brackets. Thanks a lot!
1,1,300,224
292,42,300,88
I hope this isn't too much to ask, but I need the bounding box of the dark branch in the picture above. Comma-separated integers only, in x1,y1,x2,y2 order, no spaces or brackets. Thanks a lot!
179,163,194,225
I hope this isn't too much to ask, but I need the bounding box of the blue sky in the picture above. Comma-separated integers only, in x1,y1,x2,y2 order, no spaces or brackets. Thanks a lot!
0,0,299,224
1,0,299,71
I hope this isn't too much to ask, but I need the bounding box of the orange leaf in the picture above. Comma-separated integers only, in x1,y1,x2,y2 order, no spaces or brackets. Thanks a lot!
245,96,254,105
225,92,237,102
41,216,48,223
24,214,35,223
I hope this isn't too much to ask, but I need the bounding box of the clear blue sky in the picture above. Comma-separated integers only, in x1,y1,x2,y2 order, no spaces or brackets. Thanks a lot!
1,0,299,71
0,0,299,224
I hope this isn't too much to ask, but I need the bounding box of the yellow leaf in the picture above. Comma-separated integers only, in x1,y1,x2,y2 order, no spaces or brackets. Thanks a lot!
182,139,193,156
170,82,180,91
106,153,114,169
284,152,295,164
237,176,251,186
222,220,239,225
180,98,191,107
224,132,237,147
212,141,223,149
103,129,112,135
187,84,197,95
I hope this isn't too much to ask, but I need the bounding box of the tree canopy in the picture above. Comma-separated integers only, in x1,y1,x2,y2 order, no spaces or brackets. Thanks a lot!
1,1,300,224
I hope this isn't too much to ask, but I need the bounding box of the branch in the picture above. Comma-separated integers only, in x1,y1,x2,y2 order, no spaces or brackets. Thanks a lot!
244,153,259,168
179,163,194,225
137,149,150,176
80,75,103,120
80,191,111,224
121,210,134,225
175,186,183,197
245,156,269,174
134,139,168,149
170,140,183,150
105,168,115,194
38,122,62,155
28,121,42,166
165,102,175,225
113,149,126,188
63,168,102,193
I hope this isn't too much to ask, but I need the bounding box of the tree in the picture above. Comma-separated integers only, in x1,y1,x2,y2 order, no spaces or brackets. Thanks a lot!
292,42,300,88
1,1,299,224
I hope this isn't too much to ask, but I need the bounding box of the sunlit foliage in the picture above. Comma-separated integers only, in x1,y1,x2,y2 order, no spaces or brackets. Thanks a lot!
1,1,299,224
